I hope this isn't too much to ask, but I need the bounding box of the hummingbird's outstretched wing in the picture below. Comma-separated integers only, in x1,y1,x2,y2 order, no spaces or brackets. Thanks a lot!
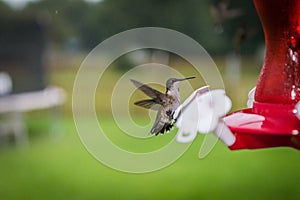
131,79,165,109
131,79,164,100
134,99,161,110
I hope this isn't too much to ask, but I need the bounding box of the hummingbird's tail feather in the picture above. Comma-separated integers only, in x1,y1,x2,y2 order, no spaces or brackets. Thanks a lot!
151,123,174,136
134,99,161,110
150,118,174,135
150,118,165,135
130,79,165,100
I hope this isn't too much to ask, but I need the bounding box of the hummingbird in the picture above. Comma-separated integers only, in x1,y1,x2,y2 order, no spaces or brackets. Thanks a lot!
210,0,243,33
131,77,195,136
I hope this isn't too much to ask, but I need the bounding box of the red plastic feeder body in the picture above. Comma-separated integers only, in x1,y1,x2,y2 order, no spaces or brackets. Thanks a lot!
225,0,300,150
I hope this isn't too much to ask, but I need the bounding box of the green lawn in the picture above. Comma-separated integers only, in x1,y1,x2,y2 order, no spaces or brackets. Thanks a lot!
1,56,299,200
1,115,300,200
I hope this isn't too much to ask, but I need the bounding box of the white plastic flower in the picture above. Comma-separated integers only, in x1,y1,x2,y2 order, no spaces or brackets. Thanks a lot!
295,101,300,120
174,86,235,146
247,87,256,108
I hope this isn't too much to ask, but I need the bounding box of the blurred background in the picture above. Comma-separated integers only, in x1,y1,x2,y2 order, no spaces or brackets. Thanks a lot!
0,0,300,199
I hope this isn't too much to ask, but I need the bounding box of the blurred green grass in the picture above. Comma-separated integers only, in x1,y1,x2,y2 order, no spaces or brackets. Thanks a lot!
1,56,300,200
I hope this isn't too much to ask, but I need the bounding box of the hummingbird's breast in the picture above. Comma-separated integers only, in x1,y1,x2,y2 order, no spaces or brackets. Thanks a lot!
164,90,181,112
165,94,179,105
166,89,180,102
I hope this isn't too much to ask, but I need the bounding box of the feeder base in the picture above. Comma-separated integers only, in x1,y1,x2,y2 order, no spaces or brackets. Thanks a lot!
224,102,300,150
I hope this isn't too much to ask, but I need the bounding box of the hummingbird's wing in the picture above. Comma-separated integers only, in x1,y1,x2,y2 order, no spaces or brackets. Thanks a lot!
131,79,165,101
134,99,161,110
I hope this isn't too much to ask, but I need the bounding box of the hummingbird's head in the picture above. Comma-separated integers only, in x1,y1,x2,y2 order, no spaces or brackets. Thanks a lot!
166,77,195,91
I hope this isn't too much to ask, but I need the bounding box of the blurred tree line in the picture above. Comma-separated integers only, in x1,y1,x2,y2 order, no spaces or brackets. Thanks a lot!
0,0,264,55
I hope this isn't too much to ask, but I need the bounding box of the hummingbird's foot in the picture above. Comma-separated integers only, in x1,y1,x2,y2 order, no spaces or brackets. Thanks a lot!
166,109,172,116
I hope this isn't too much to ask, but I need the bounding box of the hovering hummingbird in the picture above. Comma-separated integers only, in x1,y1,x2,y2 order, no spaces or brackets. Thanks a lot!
131,77,195,136
210,0,243,33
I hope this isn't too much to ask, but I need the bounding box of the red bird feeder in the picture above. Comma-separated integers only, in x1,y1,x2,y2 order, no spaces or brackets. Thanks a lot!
224,0,300,150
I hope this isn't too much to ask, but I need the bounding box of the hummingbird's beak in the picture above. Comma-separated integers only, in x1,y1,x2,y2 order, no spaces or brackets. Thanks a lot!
176,76,195,82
